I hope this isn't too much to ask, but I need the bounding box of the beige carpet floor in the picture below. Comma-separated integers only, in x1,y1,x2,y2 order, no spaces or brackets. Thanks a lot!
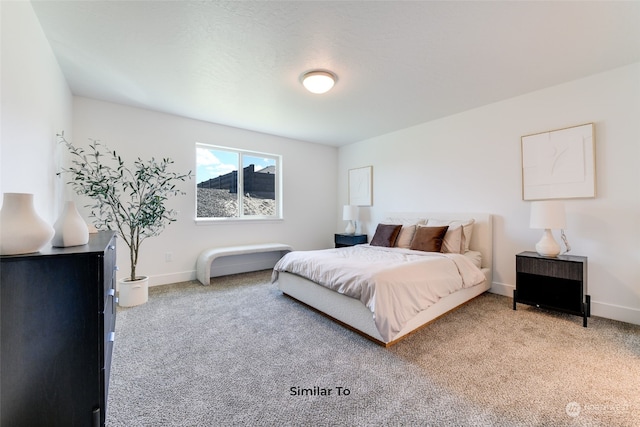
107,270,640,426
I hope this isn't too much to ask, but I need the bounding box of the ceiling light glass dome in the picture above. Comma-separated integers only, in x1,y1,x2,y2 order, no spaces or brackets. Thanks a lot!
301,70,337,94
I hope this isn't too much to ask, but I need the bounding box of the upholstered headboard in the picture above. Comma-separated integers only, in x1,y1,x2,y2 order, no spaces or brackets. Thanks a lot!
382,212,493,284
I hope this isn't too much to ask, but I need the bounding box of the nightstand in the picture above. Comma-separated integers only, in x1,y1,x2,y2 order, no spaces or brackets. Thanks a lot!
514,251,590,327
335,233,367,248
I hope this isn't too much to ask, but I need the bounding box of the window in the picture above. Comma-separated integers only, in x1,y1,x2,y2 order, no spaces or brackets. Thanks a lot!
196,144,281,220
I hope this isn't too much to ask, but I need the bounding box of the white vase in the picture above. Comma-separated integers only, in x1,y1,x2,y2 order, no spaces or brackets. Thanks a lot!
52,201,89,247
0,193,55,255
118,276,149,307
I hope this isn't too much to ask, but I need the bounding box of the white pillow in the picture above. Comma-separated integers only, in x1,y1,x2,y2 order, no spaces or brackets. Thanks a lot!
394,224,417,248
440,224,464,254
382,217,427,226
382,218,426,249
427,218,475,252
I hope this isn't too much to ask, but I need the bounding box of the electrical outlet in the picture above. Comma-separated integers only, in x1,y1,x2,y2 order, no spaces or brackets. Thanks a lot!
165,252,173,262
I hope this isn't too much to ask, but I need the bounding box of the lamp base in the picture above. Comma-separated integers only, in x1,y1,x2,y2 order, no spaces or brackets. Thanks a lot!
535,229,561,257
345,221,355,235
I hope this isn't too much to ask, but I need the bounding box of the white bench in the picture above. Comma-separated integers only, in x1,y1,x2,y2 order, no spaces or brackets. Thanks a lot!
196,243,293,285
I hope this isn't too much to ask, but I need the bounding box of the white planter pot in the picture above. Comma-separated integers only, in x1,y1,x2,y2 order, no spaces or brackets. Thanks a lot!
118,276,149,307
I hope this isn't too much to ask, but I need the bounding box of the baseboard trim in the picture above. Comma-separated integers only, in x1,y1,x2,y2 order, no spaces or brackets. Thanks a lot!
591,300,640,326
489,282,639,326
489,281,514,297
148,271,196,287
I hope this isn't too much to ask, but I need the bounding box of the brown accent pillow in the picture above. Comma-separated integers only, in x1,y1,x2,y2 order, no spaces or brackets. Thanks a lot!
370,224,402,247
410,225,449,252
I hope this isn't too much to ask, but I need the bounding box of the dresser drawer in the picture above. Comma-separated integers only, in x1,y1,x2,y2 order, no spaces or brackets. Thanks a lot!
103,237,117,305
103,293,116,350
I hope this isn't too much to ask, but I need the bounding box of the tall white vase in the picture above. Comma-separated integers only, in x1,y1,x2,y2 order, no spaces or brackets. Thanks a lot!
0,193,55,255
52,201,89,247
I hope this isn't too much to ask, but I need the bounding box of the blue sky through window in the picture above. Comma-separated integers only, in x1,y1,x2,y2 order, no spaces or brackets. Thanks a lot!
196,147,275,183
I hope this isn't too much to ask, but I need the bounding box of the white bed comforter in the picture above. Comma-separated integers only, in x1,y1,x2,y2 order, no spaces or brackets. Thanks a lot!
272,245,485,342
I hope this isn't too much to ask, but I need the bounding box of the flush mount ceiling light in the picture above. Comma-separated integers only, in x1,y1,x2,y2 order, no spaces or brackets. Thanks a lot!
301,70,337,94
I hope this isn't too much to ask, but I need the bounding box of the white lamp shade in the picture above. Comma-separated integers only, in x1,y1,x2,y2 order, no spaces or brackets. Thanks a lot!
343,205,358,221
530,201,566,230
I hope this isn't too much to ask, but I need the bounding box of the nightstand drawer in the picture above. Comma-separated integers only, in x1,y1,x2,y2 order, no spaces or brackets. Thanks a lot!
335,234,367,248
516,254,584,281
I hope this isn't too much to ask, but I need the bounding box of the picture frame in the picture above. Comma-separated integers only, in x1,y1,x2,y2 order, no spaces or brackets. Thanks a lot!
349,166,372,206
521,123,596,200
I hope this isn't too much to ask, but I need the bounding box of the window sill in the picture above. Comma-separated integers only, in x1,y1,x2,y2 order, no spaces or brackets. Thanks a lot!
194,217,284,225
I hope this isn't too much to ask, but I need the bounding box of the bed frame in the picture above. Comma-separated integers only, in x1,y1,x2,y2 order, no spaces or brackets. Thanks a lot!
277,212,493,347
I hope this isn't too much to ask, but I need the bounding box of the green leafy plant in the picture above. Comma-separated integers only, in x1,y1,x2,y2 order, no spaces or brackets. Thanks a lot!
57,132,192,281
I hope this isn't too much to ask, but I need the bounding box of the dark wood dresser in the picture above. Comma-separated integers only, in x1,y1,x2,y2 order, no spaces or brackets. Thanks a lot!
1,231,117,427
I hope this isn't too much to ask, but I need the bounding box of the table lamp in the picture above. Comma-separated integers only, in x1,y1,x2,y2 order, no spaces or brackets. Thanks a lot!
343,205,358,234
530,200,566,257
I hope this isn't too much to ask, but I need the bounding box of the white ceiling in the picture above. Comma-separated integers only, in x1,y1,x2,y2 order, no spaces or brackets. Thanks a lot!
31,1,640,147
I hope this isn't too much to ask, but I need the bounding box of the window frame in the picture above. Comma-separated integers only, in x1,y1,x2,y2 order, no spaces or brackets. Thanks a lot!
195,143,283,223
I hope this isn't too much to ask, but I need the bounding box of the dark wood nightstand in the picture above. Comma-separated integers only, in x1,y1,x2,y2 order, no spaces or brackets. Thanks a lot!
514,251,590,327
335,233,367,248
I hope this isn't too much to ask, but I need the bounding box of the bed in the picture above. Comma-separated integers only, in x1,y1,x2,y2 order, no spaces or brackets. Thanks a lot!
272,212,493,347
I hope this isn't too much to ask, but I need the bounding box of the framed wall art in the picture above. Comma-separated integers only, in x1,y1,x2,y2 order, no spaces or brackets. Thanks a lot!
521,123,595,200
348,166,372,206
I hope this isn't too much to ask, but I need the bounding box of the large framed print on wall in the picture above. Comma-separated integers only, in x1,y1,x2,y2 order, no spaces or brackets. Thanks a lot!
521,123,595,200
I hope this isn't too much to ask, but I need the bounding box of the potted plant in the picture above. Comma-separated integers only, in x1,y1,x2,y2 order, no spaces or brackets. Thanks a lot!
57,132,191,306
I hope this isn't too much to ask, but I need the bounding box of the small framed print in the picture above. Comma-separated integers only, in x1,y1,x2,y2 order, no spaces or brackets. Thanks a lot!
348,166,372,206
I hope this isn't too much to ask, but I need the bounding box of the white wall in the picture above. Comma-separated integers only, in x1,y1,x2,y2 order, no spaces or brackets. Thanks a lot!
4,1,637,325
339,63,640,325
0,1,73,220
72,97,338,285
